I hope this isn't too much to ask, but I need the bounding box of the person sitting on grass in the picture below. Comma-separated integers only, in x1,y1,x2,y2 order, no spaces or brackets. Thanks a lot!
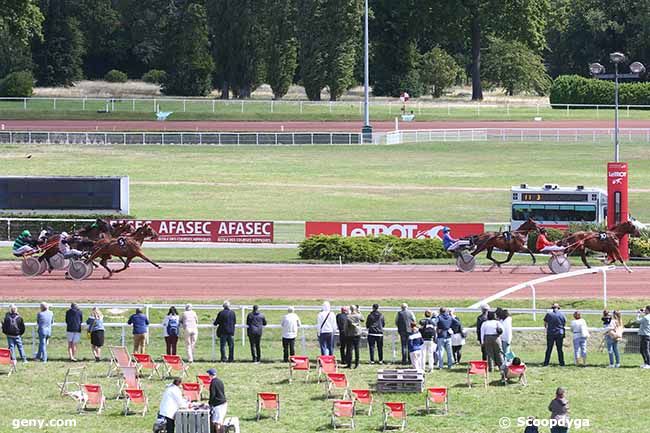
500,356,525,384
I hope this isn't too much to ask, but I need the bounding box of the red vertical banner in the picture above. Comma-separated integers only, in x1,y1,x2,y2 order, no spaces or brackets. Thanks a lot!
607,162,629,259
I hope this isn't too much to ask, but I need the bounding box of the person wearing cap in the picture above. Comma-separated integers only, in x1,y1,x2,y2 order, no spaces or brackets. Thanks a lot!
476,304,490,361
58,232,83,259
207,368,228,433
180,304,199,362
159,377,188,433
214,301,236,362
12,229,38,256
316,301,337,356
395,303,416,365
543,303,567,366
536,228,564,253
246,305,267,363
366,304,385,364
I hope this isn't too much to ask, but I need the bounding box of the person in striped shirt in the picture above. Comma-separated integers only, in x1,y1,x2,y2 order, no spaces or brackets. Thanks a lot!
12,230,38,256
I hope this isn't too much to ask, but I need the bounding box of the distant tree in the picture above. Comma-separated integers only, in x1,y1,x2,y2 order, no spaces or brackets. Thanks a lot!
33,0,84,86
0,27,33,78
162,1,214,96
76,0,124,78
264,0,298,99
296,0,326,100
0,0,43,44
419,47,462,97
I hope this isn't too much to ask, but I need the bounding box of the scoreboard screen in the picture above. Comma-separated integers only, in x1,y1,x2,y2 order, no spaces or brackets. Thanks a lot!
520,193,589,202
0,177,129,213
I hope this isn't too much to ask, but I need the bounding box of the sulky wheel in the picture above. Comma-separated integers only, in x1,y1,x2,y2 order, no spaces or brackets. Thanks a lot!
456,251,476,273
548,254,571,274
36,259,48,275
68,260,91,280
49,252,69,270
21,257,42,277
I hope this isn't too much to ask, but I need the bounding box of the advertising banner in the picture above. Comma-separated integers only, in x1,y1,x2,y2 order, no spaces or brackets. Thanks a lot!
607,162,629,259
112,220,274,243
305,222,484,240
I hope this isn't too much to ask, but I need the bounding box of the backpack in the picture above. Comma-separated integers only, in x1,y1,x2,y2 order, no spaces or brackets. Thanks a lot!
167,317,179,337
4,314,21,335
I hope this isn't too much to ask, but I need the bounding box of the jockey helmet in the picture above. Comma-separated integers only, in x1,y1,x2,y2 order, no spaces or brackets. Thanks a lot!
21,229,31,237
442,227,450,233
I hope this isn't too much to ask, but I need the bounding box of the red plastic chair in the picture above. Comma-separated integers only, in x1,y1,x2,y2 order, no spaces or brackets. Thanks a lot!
124,388,148,416
317,355,338,383
197,374,212,400
351,389,373,415
0,348,17,376
161,355,189,378
289,355,310,383
425,387,448,415
467,360,488,388
505,364,527,386
181,382,201,402
133,353,161,379
382,402,407,431
331,400,355,430
78,384,106,414
256,392,280,421
326,373,350,399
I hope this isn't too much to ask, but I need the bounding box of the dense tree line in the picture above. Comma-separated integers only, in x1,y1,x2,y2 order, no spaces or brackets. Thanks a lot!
1,0,649,99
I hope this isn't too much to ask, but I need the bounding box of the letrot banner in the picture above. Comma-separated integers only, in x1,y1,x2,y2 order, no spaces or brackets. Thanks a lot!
305,222,484,239
112,220,274,243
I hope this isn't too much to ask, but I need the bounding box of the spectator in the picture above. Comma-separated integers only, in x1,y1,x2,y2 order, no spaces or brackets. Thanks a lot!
35,302,53,363
419,310,437,372
336,306,349,363
436,307,459,369
395,303,416,365
480,311,504,372
127,308,150,354
523,417,540,433
570,311,589,366
500,356,525,384
65,303,83,362
476,303,490,361
605,310,623,368
450,309,466,364
207,368,228,433
637,305,650,369
316,301,337,356
408,322,425,371
180,304,199,363
281,306,301,362
548,387,570,433
344,305,364,369
366,304,385,364
246,305,267,363
163,306,180,356
543,303,566,367
214,301,236,363
496,308,513,356
159,378,188,433
86,307,105,362
2,304,27,363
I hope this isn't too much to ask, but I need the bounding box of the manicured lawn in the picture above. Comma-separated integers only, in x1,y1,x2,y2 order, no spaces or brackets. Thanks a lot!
1,140,649,228
0,297,647,433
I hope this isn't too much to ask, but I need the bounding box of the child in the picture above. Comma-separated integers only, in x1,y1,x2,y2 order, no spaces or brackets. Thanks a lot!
500,356,526,385
523,416,539,433
407,322,425,371
548,387,570,433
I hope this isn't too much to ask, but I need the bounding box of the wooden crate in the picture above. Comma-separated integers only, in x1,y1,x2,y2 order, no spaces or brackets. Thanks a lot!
377,369,424,393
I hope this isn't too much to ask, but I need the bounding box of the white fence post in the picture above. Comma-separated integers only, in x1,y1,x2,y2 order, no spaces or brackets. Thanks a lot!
530,284,536,321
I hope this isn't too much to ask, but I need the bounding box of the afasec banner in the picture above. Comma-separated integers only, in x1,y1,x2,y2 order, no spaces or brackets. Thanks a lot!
305,222,484,239
112,220,273,243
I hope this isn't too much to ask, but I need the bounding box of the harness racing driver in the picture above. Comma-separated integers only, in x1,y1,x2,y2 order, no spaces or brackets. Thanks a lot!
535,228,565,253
12,230,38,257
442,227,470,252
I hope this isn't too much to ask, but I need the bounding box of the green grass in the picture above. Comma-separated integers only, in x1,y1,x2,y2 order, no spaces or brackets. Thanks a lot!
0,297,647,433
1,141,650,227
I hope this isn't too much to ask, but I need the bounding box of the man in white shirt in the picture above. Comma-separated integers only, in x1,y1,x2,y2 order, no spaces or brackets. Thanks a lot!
316,301,337,356
180,304,199,363
159,378,189,433
281,306,301,362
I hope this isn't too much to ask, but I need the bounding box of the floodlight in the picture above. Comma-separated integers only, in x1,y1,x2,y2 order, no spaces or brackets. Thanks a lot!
630,61,646,74
610,52,626,64
589,63,604,75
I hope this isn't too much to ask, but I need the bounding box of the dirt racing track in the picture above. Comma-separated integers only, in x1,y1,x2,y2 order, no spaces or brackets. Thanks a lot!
0,262,647,301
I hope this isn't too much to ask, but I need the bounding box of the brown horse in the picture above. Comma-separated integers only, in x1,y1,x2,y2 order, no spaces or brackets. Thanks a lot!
86,223,160,279
560,220,642,273
471,218,540,267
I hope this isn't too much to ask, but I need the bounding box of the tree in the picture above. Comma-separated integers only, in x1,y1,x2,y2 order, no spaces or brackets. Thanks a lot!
419,47,462,97
162,1,214,96
263,0,297,99
482,37,551,95
33,0,85,86
0,27,33,78
0,0,43,44
296,0,326,100
77,0,124,78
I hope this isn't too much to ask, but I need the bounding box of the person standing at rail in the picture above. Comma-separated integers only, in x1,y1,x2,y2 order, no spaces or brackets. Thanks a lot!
336,306,350,363
162,306,180,356
180,304,199,363
128,308,150,354
543,303,567,367
637,305,650,369
281,306,301,362
35,302,53,363
396,303,416,365
65,303,83,362
344,305,364,369
316,301,337,356
475,303,490,361
366,304,385,364
86,307,105,362
246,305,267,363
2,304,27,363
419,310,437,372
214,301,236,363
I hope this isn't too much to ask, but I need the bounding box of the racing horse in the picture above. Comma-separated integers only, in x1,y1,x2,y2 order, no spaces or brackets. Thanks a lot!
471,218,540,268
560,220,642,273
85,223,160,279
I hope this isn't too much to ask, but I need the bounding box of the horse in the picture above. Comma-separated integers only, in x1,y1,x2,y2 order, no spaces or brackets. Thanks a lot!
85,223,160,279
471,218,540,268
76,219,112,240
560,220,642,273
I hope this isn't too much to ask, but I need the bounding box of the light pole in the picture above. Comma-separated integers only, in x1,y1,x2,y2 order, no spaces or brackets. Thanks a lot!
589,53,645,162
361,0,372,142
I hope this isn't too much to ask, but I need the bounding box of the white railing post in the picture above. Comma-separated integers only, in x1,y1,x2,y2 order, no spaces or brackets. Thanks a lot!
301,327,307,354
530,284,536,321
183,100,186,112
153,98,157,112
300,101,303,114
211,326,216,361
132,99,135,112
23,98,27,110
82,98,86,111
270,100,273,113
53,98,56,110
212,99,215,113
241,100,244,113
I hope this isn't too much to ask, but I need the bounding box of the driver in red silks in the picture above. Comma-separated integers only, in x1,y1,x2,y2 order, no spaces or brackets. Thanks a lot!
536,228,564,253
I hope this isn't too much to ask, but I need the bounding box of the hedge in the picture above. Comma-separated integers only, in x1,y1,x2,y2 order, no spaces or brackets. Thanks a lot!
142,69,167,84
104,69,128,83
0,71,33,97
550,74,650,106
298,235,451,263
